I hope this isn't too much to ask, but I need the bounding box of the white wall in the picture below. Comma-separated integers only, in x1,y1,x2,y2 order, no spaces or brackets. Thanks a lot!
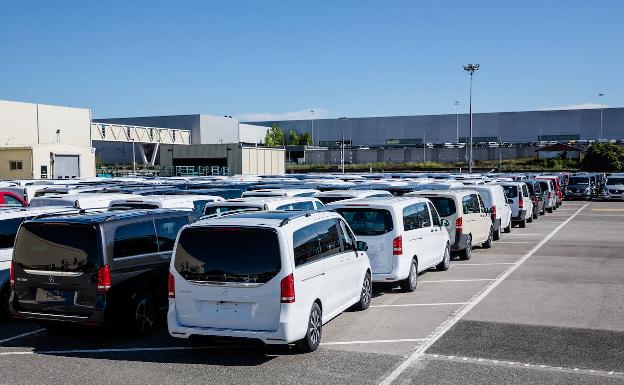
199,115,239,144
239,123,269,144
0,99,91,148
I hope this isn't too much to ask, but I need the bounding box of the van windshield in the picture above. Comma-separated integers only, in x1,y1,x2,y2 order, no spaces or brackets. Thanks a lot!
426,197,457,217
174,227,281,284
606,178,624,185
13,223,100,272
204,206,261,216
334,208,393,236
502,185,518,198
568,177,589,185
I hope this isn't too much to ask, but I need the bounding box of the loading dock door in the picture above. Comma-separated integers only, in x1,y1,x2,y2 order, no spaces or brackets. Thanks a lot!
53,155,80,179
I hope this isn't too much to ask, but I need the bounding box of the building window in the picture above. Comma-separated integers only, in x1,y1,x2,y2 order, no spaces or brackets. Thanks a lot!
172,130,176,142
100,125,106,138
9,161,23,171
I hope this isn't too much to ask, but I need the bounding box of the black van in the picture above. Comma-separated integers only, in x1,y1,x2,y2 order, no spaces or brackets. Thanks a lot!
10,209,197,335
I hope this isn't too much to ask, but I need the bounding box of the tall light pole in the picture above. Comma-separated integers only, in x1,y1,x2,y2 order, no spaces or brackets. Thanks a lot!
310,109,315,145
131,139,136,176
598,93,605,141
454,100,460,143
339,117,347,173
463,64,480,173
422,129,426,164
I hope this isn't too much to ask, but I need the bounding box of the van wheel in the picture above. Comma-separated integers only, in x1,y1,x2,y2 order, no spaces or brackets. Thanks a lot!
0,284,10,320
437,245,451,271
296,302,322,353
520,218,527,228
460,236,472,260
493,222,501,241
354,272,372,311
547,207,553,213
527,214,533,223
130,292,157,337
540,207,546,215
400,260,418,292
483,228,493,249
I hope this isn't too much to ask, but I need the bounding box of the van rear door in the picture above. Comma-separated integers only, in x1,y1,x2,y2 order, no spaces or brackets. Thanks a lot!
172,227,282,331
11,223,102,317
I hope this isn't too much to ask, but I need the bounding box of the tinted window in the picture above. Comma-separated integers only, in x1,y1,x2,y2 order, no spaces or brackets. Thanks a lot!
3,195,23,207
606,178,624,185
317,196,348,204
521,185,529,197
338,220,356,251
174,227,281,284
316,219,341,258
428,202,441,226
110,203,159,209
538,181,549,191
155,216,190,252
462,195,481,214
426,197,456,217
403,203,431,230
13,223,100,272
0,217,28,248
569,177,590,185
204,205,261,216
276,201,315,211
192,200,213,213
293,224,321,266
502,185,518,199
113,220,158,258
335,208,393,236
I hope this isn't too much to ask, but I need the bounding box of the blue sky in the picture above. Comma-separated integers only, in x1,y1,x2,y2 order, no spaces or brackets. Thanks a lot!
0,0,622,120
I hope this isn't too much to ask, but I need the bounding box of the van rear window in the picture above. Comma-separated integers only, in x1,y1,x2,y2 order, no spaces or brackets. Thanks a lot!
334,208,393,236
317,196,349,204
204,206,261,216
174,227,281,284
427,197,456,217
13,223,100,272
502,185,518,198
110,203,159,209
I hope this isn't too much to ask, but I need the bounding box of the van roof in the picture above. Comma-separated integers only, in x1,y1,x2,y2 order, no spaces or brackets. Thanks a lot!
190,210,338,229
326,196,429,207
24,208,192,225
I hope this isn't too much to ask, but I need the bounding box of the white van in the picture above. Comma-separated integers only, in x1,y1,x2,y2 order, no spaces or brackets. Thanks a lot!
329,197,450,292
407,190,493,259
109,195,225,213
603,174,624,200
499,182,534,228
203,197,324,216
312,190,393,205
241,189,320,198
168,210,372,352
29,193,136,209
454,184,512,238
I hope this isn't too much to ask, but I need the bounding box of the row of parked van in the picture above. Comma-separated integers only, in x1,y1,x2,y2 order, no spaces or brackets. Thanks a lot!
0,173,571,353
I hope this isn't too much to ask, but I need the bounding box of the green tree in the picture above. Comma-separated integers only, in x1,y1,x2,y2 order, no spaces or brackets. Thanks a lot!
298,132,312,145
582,143,624,171
264,124,285,146
287,130,300,145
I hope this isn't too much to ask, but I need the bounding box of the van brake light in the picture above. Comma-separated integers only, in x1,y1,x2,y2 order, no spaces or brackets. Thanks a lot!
280,273,295,303
168,272,175,298
455,217,463,232
393,235,403,255
97,265,111,292
490,205,496,219
10,262,15,287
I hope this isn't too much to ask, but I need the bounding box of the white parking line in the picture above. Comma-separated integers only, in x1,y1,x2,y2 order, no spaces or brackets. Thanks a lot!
426,354,624,379
378,202,589,385
452,263,515,266
322,338,428,346
421,279,496,283
370,302,469,308
0,329,45,345
494,241,533,244
506,233,542,236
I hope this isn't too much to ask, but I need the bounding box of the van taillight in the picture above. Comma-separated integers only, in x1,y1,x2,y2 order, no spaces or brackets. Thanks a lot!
280,273,295,303
96,265,111,292
10,262,15,287
491,205,496,219
518,197,524,208
455,217,463,232
548,192,552,199
168,272,175,298
393,235,403,255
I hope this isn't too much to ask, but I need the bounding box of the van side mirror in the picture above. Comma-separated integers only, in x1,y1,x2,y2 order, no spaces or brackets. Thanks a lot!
441,219,450,227
356,241,368,252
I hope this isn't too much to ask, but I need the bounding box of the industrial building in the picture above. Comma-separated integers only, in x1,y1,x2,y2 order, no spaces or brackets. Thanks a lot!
0,100,95,179
249,107,624,147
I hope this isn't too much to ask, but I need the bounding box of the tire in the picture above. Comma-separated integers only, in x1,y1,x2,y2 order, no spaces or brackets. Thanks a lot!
482,228,493,249
129,292,157,337
540,207,546,216
436,244,451,271
296,302,322,353
353,272,372,311
527,213,533,223
0,284,11,320
493,224,501,241
533,211,538,220
503,221,512,233
400,259,418,292
547,207,553,213
459,235,472,260
519,217,527,228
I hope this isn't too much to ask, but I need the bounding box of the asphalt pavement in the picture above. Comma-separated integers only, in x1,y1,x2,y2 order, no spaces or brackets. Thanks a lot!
1,201,622,385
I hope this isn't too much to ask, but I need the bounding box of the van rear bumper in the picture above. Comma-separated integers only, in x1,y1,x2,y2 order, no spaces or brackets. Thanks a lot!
451,233,470,252
512,210,527,222
9,292,106,326
167,302,301,345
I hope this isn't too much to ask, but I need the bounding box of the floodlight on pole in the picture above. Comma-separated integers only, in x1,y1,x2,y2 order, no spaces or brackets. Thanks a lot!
463,64,480,174
454,100,460,144
339,117,347,173
310,109,315,145
598,93,605,141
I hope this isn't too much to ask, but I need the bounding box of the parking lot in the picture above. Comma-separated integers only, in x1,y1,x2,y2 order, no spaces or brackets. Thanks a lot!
0,200,621,384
